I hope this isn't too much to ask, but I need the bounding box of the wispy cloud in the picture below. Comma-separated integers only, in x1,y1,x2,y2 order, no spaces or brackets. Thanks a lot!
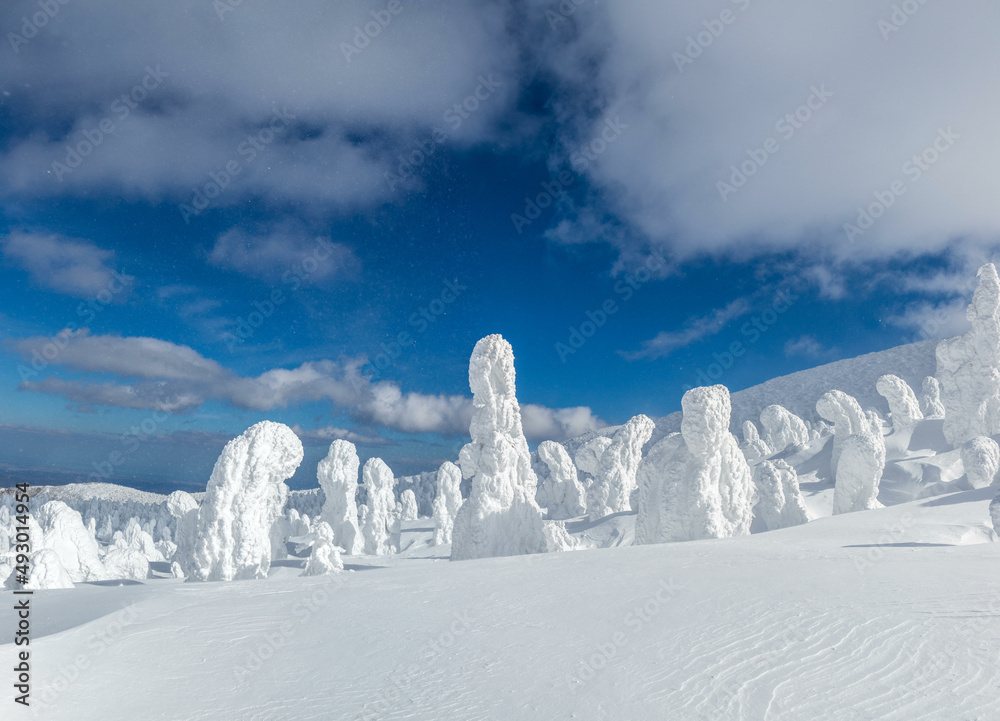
1,231,128,298
620,298,751,361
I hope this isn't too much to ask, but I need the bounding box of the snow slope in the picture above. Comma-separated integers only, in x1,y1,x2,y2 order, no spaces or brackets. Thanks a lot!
3,489,998,721
566,339,939,453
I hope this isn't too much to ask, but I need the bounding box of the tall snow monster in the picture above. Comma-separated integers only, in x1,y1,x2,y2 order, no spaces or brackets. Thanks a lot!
451,334,547,560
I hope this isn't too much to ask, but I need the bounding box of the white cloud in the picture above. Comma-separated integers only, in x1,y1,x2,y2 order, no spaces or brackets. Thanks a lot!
208,221,358,284
1,231,128,298
531,1,1000,262
8,330,603,442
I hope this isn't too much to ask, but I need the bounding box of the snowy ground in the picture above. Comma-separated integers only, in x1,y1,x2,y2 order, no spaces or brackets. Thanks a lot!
3,489,998,721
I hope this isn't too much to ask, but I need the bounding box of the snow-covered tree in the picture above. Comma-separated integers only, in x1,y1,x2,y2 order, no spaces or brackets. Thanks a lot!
876,374,924,431
832,431,885,514
587,414,655,520
317,439,364,555
35,501,106,582
960,436,1000,489
184,421,304,581
301,521,344,576
636,386,754,543
573,436,612,479
361,457,399,556
451,334,546,560
753,460,809,530
400,490,419,521
759,405,810,455
991,491,1000,535
740,420,772,464
432,461,463,545
535,440,587,520
816,389,874,477
634,433,684,545
5,549,75,590
920,376,946,419
937,263,1000,446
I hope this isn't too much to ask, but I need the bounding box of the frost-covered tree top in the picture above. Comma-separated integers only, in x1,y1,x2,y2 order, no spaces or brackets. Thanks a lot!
816,389,873,475
759,405,810,455
833,431,886,515
317,439,363,556
920,376,946,419
875,374,924,430
937,263,1000,446
187,421,304,581
637,385,754,544
960,436,1000,490
536,440,586,520
433,461,463,545
588,414,655,520
452,334,545,560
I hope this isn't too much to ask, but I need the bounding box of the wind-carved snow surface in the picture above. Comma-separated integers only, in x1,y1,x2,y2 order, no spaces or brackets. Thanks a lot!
920,376,946,419
832,431,886,515
361,457,399,556
959,436,1000,489
432,461,463,545
451,334,546,561
535,440,587,520
876,374,924,431
301,521,344,576
586,414,655,520
740,420,772,465
759,405,810,456
316,440,364,556
183,421,304,581
400,490,419,521
636,385,754,543
816,390,875,477
752,460,809,530
937,263,1000,447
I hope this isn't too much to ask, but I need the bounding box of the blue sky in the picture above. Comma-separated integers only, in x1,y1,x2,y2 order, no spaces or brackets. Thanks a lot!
1,0,997,491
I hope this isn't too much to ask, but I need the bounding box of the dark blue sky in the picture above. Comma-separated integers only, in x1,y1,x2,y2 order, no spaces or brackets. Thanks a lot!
0,0,996,491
